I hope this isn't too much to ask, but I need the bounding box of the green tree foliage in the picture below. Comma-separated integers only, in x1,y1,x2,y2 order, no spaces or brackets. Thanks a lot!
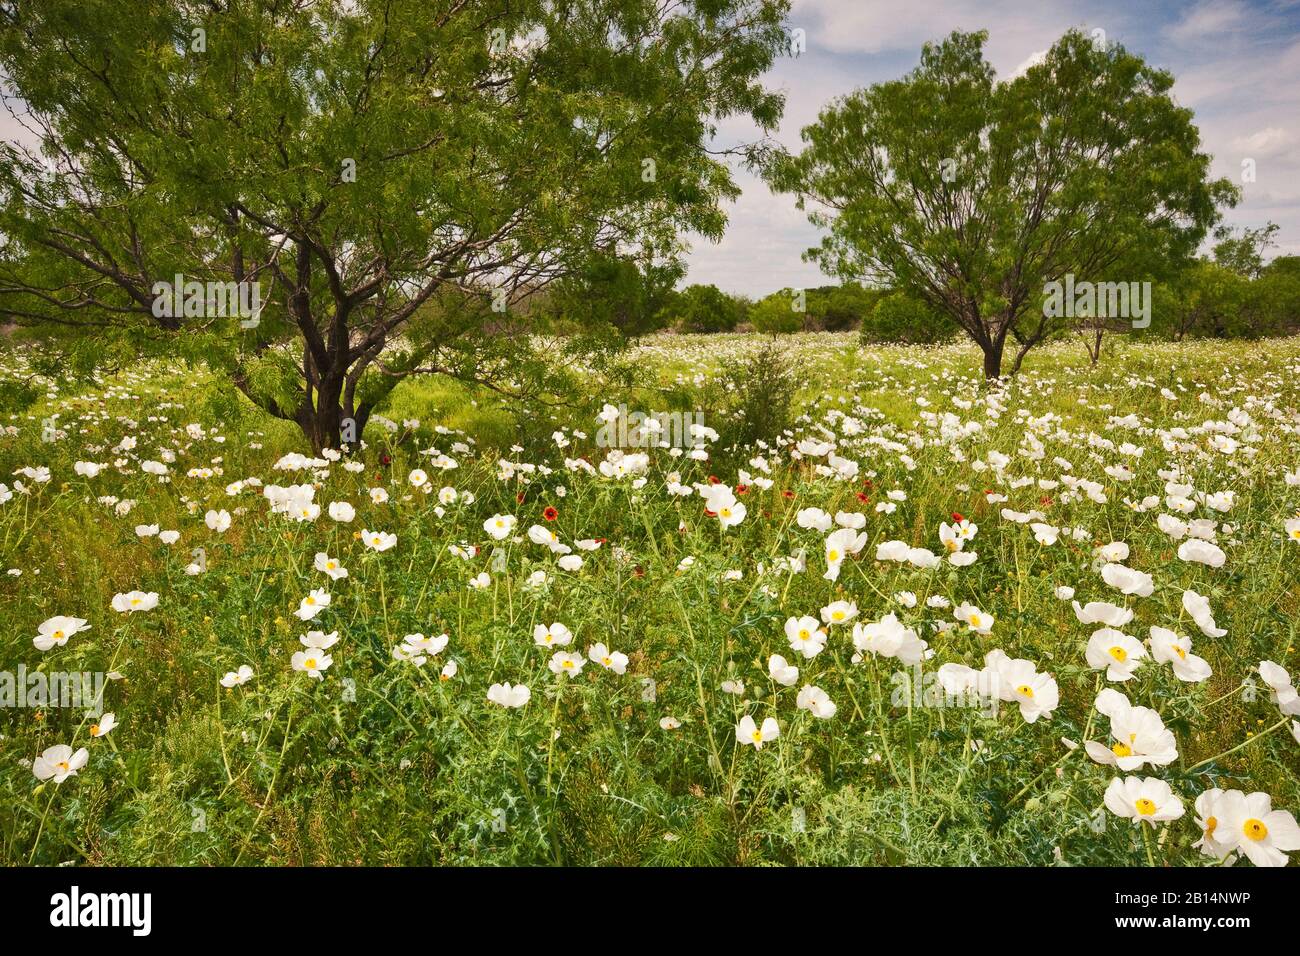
537,252,683,339
767,29,1235,379
809,282,882,331
860,290,958,344
1265,255,1300,280
0,0,791,451
749,288,804,334
1151,231,1300,341
661,283,748,333
1258,256,1300,336
1212,222,1279,279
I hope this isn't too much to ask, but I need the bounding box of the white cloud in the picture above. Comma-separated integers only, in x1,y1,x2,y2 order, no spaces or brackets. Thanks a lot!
1166,0,1254,44
789,0,1125,74
1230,126,1296,156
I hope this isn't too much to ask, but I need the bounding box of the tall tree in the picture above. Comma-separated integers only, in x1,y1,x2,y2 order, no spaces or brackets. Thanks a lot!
1213,221,1279,279
767,29,1235,378
0,0,789,450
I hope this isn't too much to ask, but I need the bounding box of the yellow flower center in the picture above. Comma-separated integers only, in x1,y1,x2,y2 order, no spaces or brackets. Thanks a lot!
56,761,69,772
1204,816,1218,838
53,630,64,639
1135,798,1157,816
969,614,981,626
719,508,731,519
562,660,574,669
306,597,315,605
798,629,810,641
602,657,611,666
827,549,840,562
832,611,845,621
1174,646,1186,660
90,724,100,736
130,598,141,606
1017,684,1034,698
1108,646,1127,662
1111,742,1132,758
304,657,317,669
751,731,763,743
1243,818,1268,841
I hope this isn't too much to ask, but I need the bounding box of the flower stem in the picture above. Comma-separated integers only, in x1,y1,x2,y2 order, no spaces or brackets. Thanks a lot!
1188,715,1291,772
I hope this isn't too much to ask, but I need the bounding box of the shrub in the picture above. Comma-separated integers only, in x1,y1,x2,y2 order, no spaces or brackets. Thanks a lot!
860,292,958,344
749,290,805,335
706,339,798,460
662,284,747,334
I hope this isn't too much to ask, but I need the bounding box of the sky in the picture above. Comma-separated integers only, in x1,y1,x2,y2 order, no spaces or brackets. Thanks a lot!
685,0,1300,295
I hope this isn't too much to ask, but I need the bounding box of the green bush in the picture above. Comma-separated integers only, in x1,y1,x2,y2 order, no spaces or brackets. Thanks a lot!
706,338,798,459
661,284,747,333
750,290,805,335
860,292,959,344
809,283,884,331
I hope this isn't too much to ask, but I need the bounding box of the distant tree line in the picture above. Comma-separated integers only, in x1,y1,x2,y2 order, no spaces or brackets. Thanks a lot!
587,280,958,342
1151,224,1300,341
539,229,1300,348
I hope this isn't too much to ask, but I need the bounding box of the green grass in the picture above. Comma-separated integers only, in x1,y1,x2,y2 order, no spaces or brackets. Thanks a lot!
1,333,1298,866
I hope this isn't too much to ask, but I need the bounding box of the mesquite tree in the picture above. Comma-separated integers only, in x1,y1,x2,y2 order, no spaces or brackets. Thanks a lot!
767,29,1236,378
0,0,790,450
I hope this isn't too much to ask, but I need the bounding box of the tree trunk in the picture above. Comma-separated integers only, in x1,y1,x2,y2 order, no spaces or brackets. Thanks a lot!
296,371,346,454
296,401,377,455
981,339,1004,380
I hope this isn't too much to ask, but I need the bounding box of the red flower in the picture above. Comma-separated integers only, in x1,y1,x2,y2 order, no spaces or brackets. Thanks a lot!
707,475,721,485
516,491,525,504
542,506,558,522
782,490,796,499
381,454,392,466
735,484,749,495
856,492,870,503
951,512,965,523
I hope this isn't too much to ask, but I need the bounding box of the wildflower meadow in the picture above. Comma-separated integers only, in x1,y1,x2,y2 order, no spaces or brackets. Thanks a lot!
2,334,1298,867
0,0,1299,894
